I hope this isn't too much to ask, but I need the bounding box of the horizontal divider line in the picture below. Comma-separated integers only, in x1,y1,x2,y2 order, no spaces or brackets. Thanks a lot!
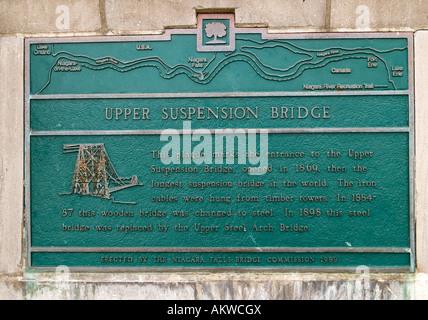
29,90,410,100
28,266,411,272
30,127,410,136
30,246,411,253
30,267,409,274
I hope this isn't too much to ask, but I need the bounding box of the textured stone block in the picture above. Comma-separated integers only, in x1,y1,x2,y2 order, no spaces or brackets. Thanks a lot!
331,0,428,30
234,0,327,29
415,31,428,273
105,0,327,32
24,280,196,300
0,0,101,34
199,278,409,300
0,277,24,300
0,36,24,274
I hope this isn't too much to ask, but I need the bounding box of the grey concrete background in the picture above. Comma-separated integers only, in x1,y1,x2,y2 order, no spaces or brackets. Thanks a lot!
1,0,428,300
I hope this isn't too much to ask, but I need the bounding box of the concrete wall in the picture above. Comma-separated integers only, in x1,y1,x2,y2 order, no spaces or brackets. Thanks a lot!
1,0,428,300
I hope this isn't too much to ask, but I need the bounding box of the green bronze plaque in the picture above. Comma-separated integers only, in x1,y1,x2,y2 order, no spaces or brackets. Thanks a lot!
25,14,415,271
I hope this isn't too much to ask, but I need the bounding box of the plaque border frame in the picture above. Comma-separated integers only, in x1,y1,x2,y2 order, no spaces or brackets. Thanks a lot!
24,25,415,272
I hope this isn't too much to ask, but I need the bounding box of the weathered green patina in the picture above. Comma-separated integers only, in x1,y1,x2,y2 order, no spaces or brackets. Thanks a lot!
25,14,414,271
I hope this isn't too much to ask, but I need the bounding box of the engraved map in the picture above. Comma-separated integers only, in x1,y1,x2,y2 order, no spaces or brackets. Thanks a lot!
31,35,408,95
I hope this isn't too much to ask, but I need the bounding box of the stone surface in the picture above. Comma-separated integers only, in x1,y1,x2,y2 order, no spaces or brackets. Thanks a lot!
105,0,327,33
0,277,24,300
0,0,101,34
0,36,24,275
1,0,428,35
0,272,414,300
198,273,413,300
234,0,326,29
415,31,428,274
330,0,428,30
414,273,428,299
105,0,196,32
0,0,428,301
24,280,196,300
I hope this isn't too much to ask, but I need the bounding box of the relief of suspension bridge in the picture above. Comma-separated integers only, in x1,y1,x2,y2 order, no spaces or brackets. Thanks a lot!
61,144,141,204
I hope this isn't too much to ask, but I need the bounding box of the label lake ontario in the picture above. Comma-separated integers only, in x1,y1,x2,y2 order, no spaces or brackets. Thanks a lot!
25,14,414,271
